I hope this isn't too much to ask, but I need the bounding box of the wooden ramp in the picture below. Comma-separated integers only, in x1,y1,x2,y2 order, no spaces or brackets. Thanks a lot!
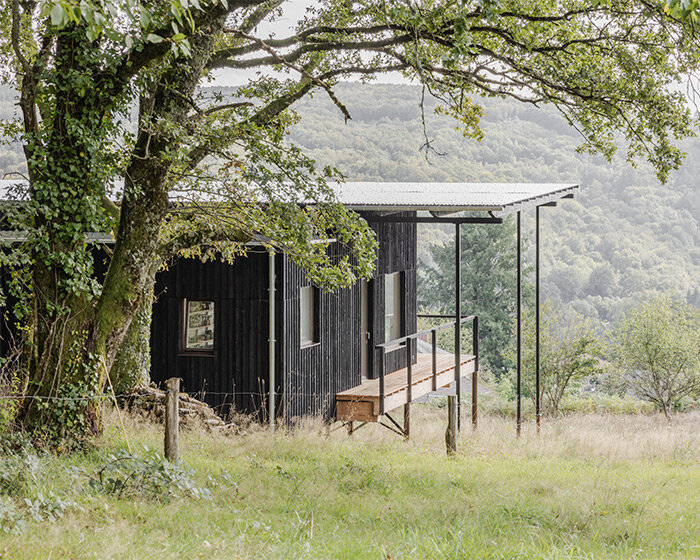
336,352,476,423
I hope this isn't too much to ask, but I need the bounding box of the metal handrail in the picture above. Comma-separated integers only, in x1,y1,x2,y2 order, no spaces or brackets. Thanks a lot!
374,315,478,416
375,315,475,350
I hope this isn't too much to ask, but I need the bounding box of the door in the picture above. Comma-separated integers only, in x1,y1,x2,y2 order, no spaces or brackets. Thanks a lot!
360,279,369,380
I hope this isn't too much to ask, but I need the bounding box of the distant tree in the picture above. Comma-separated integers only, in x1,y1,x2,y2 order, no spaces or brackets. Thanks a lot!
522,303,601,415
586,265,618,298
610,296,700,419
546,267,585,301
419,218,529,378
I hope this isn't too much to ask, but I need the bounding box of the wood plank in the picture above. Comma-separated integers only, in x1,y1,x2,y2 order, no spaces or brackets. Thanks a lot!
336,352,477,422
337,353,474,398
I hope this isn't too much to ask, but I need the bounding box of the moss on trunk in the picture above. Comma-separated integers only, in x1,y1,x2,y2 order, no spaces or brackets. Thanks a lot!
110,282,154,394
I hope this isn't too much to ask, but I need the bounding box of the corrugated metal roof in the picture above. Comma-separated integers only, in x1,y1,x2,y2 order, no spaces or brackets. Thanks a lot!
0,180,578,215
327,182,578,215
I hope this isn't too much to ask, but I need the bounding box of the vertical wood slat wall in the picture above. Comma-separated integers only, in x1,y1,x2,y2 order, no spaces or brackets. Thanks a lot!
149,212,417,423
281,212,417,423
150,253,283,419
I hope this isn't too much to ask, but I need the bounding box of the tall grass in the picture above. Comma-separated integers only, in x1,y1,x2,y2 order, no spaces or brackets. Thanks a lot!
0,407,698,559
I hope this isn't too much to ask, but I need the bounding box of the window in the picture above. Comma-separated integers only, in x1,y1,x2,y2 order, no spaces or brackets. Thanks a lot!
384,272,402,343
300,286,317,347
183,299,215,352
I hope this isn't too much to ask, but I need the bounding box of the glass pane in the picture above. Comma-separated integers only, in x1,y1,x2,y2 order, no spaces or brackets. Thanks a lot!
300,286,314,345
185,300,215,350
385,273,401,342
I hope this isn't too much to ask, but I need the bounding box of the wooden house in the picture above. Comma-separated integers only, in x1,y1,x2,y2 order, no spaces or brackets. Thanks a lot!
147,182,578,428
0,181,578,430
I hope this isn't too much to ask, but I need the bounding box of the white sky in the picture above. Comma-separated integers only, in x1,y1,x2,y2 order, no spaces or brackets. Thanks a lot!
210,0,407,86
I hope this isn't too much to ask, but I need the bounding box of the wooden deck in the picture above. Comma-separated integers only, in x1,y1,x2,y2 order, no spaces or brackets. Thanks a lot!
336,352,476,422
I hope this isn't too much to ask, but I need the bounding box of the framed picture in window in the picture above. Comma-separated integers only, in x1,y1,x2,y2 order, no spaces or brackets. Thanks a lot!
182,299,215,353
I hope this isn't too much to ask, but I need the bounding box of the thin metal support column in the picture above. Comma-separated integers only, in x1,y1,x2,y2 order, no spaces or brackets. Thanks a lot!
268,249,276,431
404,338,412,440
472,316,478,429
431,329,437,391
516,212,522,437
535,206,541,433
455,222,462,431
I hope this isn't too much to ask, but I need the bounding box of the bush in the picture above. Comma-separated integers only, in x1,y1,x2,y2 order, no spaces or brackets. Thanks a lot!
0,452,40,498
86,450,210,501
559,394,655,415
0,497,25,535
0,441,79,534
609,296,700,419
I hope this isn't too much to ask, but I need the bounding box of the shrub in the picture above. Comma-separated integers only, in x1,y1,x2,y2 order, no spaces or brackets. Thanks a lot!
0,452,40,497
87,450,210,501
609,296,700,419
0,497,25,535
559,394,655,415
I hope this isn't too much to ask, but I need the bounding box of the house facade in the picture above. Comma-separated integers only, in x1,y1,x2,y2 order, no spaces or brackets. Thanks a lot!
149,212,417,424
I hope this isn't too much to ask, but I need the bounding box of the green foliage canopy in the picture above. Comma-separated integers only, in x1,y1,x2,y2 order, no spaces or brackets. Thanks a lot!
610,295,700,418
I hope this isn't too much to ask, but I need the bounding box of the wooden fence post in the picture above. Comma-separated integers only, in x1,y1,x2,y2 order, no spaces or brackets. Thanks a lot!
164,377,180,461
445,394,457,456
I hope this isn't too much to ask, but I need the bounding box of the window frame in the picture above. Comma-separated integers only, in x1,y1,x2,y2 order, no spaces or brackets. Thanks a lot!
384,272,403,344
299,285,320,348
181,298,216,356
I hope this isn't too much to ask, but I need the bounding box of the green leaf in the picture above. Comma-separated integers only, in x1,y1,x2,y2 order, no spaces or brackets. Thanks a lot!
146,33,164,44
50,3,67,27
140,8,152,29
178,40,191,57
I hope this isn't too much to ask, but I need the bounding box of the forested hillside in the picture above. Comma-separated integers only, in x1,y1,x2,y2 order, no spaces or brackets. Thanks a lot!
289,83,700,324
1,82,697,324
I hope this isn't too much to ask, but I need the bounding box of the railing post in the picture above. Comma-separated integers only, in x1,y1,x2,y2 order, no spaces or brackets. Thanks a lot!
431,328,437,391
472,316,478,430
378,346,386,416
404,338,412,440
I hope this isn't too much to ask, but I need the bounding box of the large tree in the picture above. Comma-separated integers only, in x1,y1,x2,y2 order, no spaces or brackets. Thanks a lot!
0,0,698,440
610,296,700,419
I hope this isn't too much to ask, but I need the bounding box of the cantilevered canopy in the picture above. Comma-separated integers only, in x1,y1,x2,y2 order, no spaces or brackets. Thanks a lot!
328,182,578,216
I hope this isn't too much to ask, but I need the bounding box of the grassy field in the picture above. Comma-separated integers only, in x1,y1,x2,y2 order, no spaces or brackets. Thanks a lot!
0,408,698,559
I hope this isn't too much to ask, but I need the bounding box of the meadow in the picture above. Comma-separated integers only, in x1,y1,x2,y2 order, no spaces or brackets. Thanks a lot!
0,408,698,559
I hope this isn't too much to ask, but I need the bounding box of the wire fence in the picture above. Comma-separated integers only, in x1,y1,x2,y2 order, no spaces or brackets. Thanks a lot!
0,390,336,401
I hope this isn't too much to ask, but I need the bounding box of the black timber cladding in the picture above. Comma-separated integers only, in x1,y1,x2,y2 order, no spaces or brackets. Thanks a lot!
149,212,417,422
282,212,417,422
150,253,283,418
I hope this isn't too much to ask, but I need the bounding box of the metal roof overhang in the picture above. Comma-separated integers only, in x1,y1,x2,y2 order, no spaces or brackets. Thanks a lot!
328,182,578,217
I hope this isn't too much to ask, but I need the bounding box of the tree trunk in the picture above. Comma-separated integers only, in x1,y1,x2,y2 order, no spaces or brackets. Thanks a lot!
20,14,226,443
21,27,114,439
110,279,155,394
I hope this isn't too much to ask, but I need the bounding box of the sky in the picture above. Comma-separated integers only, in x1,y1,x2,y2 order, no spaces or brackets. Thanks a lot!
210,0,407,87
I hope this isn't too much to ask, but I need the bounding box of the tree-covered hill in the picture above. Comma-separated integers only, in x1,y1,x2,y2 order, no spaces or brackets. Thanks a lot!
289,83,700,324
0,82,697,324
